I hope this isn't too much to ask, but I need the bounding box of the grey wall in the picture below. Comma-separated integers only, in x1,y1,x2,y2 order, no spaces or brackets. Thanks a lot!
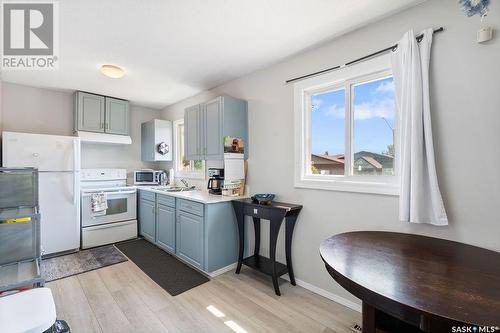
80,104,162,173
2,82,74,136
0,82,162,178
161,0,500,305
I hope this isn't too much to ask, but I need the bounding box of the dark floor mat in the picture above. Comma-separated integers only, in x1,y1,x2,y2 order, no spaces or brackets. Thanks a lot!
115,239,209,296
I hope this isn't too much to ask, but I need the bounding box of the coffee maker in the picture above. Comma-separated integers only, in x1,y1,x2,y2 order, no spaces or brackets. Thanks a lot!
207,168,224,195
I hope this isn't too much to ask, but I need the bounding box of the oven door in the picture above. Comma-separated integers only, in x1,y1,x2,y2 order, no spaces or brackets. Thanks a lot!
81,189,137,227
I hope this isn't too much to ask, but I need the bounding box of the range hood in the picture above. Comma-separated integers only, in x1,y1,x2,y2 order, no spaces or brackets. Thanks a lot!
76,131,132,145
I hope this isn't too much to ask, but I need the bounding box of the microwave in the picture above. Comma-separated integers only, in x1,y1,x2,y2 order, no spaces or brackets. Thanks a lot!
134,169,166,185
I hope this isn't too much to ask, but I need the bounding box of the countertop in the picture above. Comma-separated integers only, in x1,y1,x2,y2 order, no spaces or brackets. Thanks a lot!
135,186,247,204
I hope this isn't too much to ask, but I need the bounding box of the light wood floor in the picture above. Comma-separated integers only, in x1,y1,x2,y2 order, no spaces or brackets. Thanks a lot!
47,261,360,333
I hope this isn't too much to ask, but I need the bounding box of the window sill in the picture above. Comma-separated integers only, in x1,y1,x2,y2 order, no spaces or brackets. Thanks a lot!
294,177,399,196
174,172,206,180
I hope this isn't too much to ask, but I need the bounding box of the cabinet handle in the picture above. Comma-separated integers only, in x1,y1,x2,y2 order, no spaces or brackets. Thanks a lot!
100,123,104,129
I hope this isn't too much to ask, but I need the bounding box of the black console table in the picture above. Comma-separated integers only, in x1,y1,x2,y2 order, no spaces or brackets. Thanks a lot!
232,199,302,296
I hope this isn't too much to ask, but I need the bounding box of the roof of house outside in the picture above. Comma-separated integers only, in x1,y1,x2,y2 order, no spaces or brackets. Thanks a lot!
311,154,345,165
312,151,393,169
354,151,393,169
359,156,383,169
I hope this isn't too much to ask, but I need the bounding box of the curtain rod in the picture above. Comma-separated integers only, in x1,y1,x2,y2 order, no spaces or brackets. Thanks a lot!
285,27,444,84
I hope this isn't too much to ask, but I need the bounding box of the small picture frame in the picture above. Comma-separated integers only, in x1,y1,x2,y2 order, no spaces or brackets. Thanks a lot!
224,136,244,154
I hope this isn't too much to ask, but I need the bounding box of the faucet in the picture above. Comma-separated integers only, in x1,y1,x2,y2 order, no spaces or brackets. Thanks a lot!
180,179,189,188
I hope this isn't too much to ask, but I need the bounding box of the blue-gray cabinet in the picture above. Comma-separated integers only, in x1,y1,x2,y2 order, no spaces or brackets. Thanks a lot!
74,91,130,135
184,104,203,161
203,202,239,272
176,210,204,268
204,98,223,160
75,92,105,133
137,189,238,274
184,95,248,161
141,119,172,162
105,97,130,135
156,204,176,253
138,197,155,243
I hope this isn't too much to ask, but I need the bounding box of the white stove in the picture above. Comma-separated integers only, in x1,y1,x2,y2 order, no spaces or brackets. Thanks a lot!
80,169,137,249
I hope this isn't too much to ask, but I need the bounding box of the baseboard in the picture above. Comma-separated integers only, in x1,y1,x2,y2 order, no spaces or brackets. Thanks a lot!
208,262,237,277
282,274,362,313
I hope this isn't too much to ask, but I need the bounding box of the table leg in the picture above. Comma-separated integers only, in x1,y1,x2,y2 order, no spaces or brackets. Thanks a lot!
252,217,260,256
235,206,245,274
285,214,297,286
269,219,283,296
362,302,376,333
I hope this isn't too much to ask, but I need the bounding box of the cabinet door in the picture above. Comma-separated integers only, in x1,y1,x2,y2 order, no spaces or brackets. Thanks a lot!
204,97,223,160
76,92,105,133
139,198,155,243
176,211,203,268
105,97,130,135
156,203,175,253
184,104,202,160
141,121,155,162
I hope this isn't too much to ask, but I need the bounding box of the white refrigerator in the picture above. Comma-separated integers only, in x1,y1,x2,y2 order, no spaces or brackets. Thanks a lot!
2,131,81,255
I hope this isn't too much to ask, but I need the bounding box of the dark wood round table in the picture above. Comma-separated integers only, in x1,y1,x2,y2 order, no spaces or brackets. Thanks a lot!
319,231,500,333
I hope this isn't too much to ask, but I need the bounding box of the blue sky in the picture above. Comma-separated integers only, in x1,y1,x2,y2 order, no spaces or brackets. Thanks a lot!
311,77,395,156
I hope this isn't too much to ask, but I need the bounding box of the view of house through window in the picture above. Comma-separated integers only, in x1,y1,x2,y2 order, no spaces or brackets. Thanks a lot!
309,75,396,176
311,88,346,175
175,120,205,177
353,77,395,175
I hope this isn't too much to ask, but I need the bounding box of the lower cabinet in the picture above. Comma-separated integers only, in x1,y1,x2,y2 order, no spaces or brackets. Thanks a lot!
137,189,238,274
138,198,155,242
156,203,175,253
176,211,203,269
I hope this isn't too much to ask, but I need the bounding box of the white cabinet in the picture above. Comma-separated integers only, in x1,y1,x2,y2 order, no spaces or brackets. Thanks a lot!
141,119,173,162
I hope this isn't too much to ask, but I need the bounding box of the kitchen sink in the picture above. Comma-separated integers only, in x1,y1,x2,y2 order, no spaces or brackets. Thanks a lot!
157,186,196,192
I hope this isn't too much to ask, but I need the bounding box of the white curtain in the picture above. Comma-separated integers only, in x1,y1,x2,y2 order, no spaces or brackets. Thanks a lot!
391,28,448,226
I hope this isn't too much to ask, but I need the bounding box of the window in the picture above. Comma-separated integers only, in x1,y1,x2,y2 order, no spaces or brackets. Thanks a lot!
173,119,205,179
294,55,399,195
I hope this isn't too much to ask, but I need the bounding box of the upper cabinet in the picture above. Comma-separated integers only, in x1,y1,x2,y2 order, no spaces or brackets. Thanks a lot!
75,92,105,133
74,91,130,136
184,96,248,161
105,97,130,135
204,98,223,160
185,104,203,160
141,119,173,162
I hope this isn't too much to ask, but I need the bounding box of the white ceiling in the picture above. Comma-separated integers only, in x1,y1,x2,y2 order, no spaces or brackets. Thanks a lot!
1,0,424,109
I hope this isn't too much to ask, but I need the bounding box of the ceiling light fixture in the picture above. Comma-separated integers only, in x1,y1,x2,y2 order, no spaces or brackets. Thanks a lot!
100,64,125,78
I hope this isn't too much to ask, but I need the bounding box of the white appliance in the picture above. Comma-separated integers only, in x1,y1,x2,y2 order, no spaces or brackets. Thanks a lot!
80,169,137,249
2,131,81,255
133,169,166,185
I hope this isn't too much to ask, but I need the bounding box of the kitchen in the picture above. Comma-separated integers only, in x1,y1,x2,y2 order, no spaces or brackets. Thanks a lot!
1,87,250,263
1,1,500,332
0,82,294,332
